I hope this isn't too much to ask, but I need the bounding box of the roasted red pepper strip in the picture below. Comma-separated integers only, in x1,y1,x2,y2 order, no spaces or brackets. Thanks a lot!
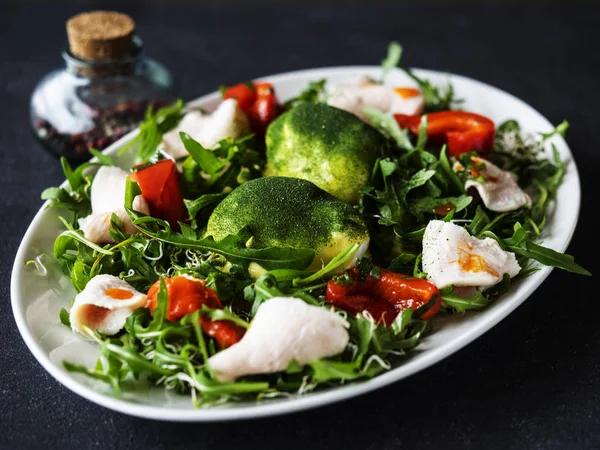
222,83,257,110
250,82,281,134
394,111,496,156
223,82,281,134
202,320,246,348
326,267,440,326
147,276,245,348
130,159,187,230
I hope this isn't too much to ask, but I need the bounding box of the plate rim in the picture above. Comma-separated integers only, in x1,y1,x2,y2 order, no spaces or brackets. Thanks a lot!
11,65,582,422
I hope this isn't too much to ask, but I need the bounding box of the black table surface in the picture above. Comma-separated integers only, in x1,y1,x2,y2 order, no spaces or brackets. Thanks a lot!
1,2,599,449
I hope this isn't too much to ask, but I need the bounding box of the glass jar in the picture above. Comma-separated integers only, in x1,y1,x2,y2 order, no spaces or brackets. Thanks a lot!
30,36,177,163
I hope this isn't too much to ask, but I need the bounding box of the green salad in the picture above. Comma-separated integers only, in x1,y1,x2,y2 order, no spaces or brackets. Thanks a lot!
41,42,589,406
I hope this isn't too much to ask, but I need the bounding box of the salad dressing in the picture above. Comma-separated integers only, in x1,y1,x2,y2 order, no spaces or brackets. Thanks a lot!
434,203,455,216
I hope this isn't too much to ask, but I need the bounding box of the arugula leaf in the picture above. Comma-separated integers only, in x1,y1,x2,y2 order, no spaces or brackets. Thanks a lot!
54,217,113,257
403,69,458,112
124,279,169,339
63,362,121,395
181,134,262,197
200,305,249,329
103,341,174,377
380,41,402,82
180,132,226,175
503,222,529,247
398,169,436,200
391,308,413,335
61,157,80,191
185,311,210,366
59,308,71,327
497,119,521,134
284,79,327,109
387,253,417,273
124,177,142,210
250,273,286,312
374,319,431,351
412,253,427,278
547,144,566,195
416,115,428,149
350,315,374,365
539,120,569,141
506,240,591,275
43,155,115,221
363,107,414,151
185,193,227,219
438,145,465,194
293,244,359,286
309,359,365,382
152,278,169,330
188,370,269,396
153,328,192,368
399,148,438,170
440,286,488,311
60,157,109,193
41,187,88,216
88,148,114,166
179,222,197,240
409,195,472,219
120,100,185,162
134,107,162,162
485,274,512,299
379,158,398,181
130,214,315,270
69,259,93,292
466,206,490,236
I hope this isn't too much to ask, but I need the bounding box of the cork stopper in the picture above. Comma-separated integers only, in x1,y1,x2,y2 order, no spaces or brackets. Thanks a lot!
66,11,135,60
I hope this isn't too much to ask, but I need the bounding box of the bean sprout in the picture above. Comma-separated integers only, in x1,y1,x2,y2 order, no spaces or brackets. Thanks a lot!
143,240,164,261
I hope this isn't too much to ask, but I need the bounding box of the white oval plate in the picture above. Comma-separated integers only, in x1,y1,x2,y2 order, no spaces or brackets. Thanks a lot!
11,66,580,421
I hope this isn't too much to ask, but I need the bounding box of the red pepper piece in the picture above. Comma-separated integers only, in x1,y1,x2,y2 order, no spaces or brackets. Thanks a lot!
249,82,281,135
130,159,187,230
394,111,496,156
147,276,245,348
326,266,441,326
328,292,398,326
147,275,221,321
222,83,257,111
222,82,281,135
202,320,246,348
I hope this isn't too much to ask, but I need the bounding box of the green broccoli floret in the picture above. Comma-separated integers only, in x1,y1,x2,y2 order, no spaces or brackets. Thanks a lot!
206,176,370,271
264,102,386,203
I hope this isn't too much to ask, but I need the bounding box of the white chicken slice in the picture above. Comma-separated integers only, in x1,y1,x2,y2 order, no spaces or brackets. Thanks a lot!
162,99,251,159
70,274,147,337
90,166,130,213
327,76,424,121
422,220,521,289
78,166,149,244
208,297,349,382
464,157,532,212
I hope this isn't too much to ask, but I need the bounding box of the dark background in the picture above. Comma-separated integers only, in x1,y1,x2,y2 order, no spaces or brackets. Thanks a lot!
1,2,599,449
